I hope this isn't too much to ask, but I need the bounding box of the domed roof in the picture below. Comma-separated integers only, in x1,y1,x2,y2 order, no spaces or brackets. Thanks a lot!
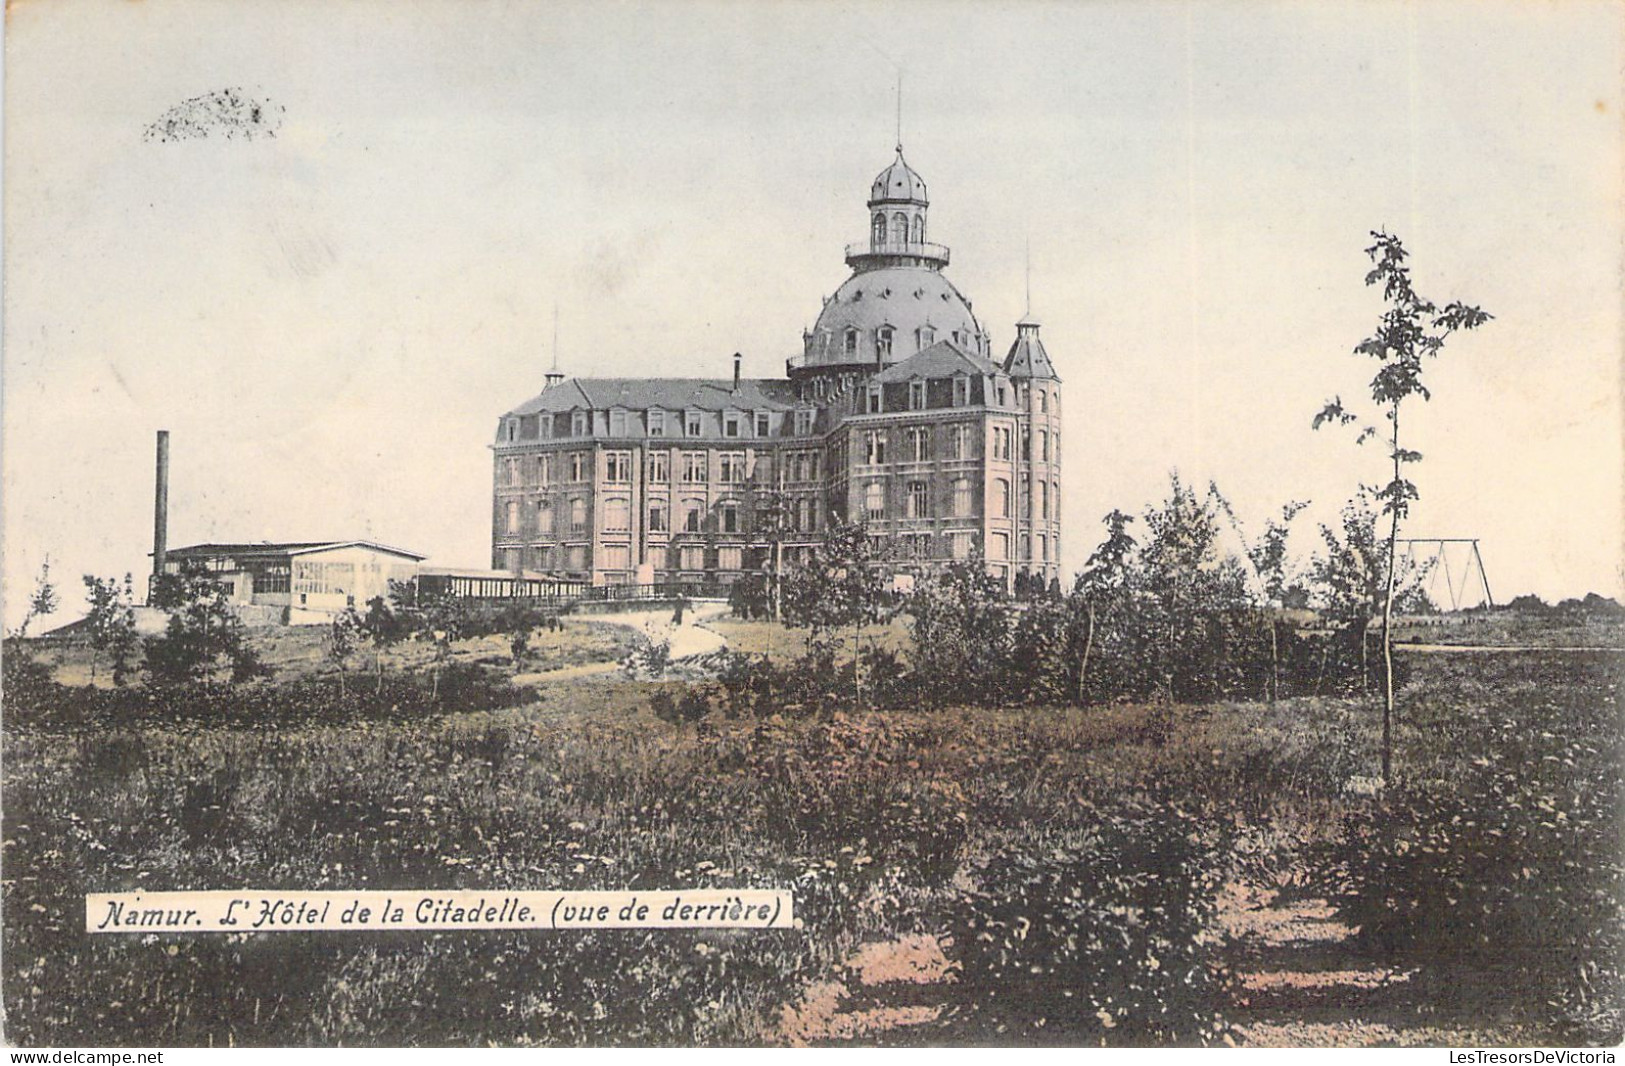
803,265,984,368
869,148,928,206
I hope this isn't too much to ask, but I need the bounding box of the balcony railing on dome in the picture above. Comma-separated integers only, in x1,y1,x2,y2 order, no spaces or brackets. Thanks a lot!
844,240,950,265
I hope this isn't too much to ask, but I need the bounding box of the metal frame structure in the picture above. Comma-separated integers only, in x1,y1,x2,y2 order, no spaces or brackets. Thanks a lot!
1398,537,1494,610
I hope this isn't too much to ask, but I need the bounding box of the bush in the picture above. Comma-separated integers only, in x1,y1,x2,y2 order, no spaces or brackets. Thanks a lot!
945,798,1236,1044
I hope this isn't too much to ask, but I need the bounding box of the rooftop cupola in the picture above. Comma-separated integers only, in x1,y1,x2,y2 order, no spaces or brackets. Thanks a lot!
846,145,949,272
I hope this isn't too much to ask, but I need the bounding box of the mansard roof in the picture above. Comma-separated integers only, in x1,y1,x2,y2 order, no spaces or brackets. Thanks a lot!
871,340,1003,384
505,377,802,418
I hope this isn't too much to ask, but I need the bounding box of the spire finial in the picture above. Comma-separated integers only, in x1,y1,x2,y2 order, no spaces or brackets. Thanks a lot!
895,71,903,153
551,303,560,372
1024,237,1032,317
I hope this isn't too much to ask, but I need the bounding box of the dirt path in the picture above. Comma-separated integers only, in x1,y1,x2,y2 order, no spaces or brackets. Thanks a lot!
1215,880,1518,1046
512,603,729,685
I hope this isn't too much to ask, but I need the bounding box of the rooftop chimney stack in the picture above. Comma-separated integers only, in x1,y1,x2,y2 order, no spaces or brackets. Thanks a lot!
153,430,170,578
732,352,742,392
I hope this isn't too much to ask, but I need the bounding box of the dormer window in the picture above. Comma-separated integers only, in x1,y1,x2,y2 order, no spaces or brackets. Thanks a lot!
609,409,627,436
867,385,883,414
844,329,859,358
649,410,665,437
571,410,587,437
686,412,703,437
794,409,814,436
917,326,935,351
876,327,894,360
505,419,517,442
724,413,741,438
953,375,970,407
909,381,926,411
755,412,770,437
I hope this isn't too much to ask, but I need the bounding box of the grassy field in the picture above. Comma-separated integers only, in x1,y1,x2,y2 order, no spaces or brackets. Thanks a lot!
2,618,1619,1046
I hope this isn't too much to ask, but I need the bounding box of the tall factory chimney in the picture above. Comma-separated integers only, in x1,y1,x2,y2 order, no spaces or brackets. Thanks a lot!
153,430,170,578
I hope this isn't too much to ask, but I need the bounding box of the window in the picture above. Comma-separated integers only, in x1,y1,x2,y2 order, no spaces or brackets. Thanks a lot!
952,477,973,517
537,454,553,485
992,427,1012,460
950,531,974,560
536,500,553,535
1022,426,1032,461
917,326,935,351
864,431,886,465
572,410,587,436
648,452,670,482
540,414,554,439
953,375,970,407
1039,390,1049,414
906,427,929,462
996,478,1011,518
570,451,589,481
865,481,885,521
641,499,666,533
566,545,587,571
1038,479,1048,520
686,412,703,437
604,497,630,532
891,212,908,244
717,546,743,571
649,410,665,437
1038,533,1049,561
569,497,587,533
1039,429,1050,463
1052,480,1060,519
906,480,929,519
601,544,630,570
871,213,886,245
505,500,520,534
904,532,931,559
795,409,814,436
909,381,926,410
996,384,1008,407
991,531,1009,561
1020,533,1031,562
755,413,770,437
876,327,894,360
682,452,708,483
867,385,882,414
844,329,859,358
682,498,705,533
605,451,631,482
797,497,817,533
719,452,746,483
949,425,969,460
505,420,517,442
720,502,740,533
609,410,627,436
911,214,924,243
1021,473,1032,518
724,413,741,438
679,545,705,570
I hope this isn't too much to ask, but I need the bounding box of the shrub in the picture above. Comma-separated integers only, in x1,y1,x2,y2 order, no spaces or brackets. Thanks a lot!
945,799,1236,1044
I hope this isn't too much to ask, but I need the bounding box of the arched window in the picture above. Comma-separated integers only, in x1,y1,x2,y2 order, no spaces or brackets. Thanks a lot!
872,213,886,245
682,498,706,533
844,328,860,357
911,214,924,243
891,212,908,245
1039,390,1049,413
917,326,935,350
1037,479,1048,520
996,478,1011,518
876,326,894,359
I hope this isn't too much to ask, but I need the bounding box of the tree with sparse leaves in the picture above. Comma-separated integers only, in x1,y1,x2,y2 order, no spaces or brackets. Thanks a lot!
82,573,140,685
781,517,894,707
144,564,267,687
1314,230,1491,783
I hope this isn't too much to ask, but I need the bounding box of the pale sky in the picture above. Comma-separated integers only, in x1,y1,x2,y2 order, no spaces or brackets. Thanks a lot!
5,0,1622,625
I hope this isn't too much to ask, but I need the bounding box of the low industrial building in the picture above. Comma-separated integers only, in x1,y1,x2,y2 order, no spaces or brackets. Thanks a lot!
158,541,426,624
